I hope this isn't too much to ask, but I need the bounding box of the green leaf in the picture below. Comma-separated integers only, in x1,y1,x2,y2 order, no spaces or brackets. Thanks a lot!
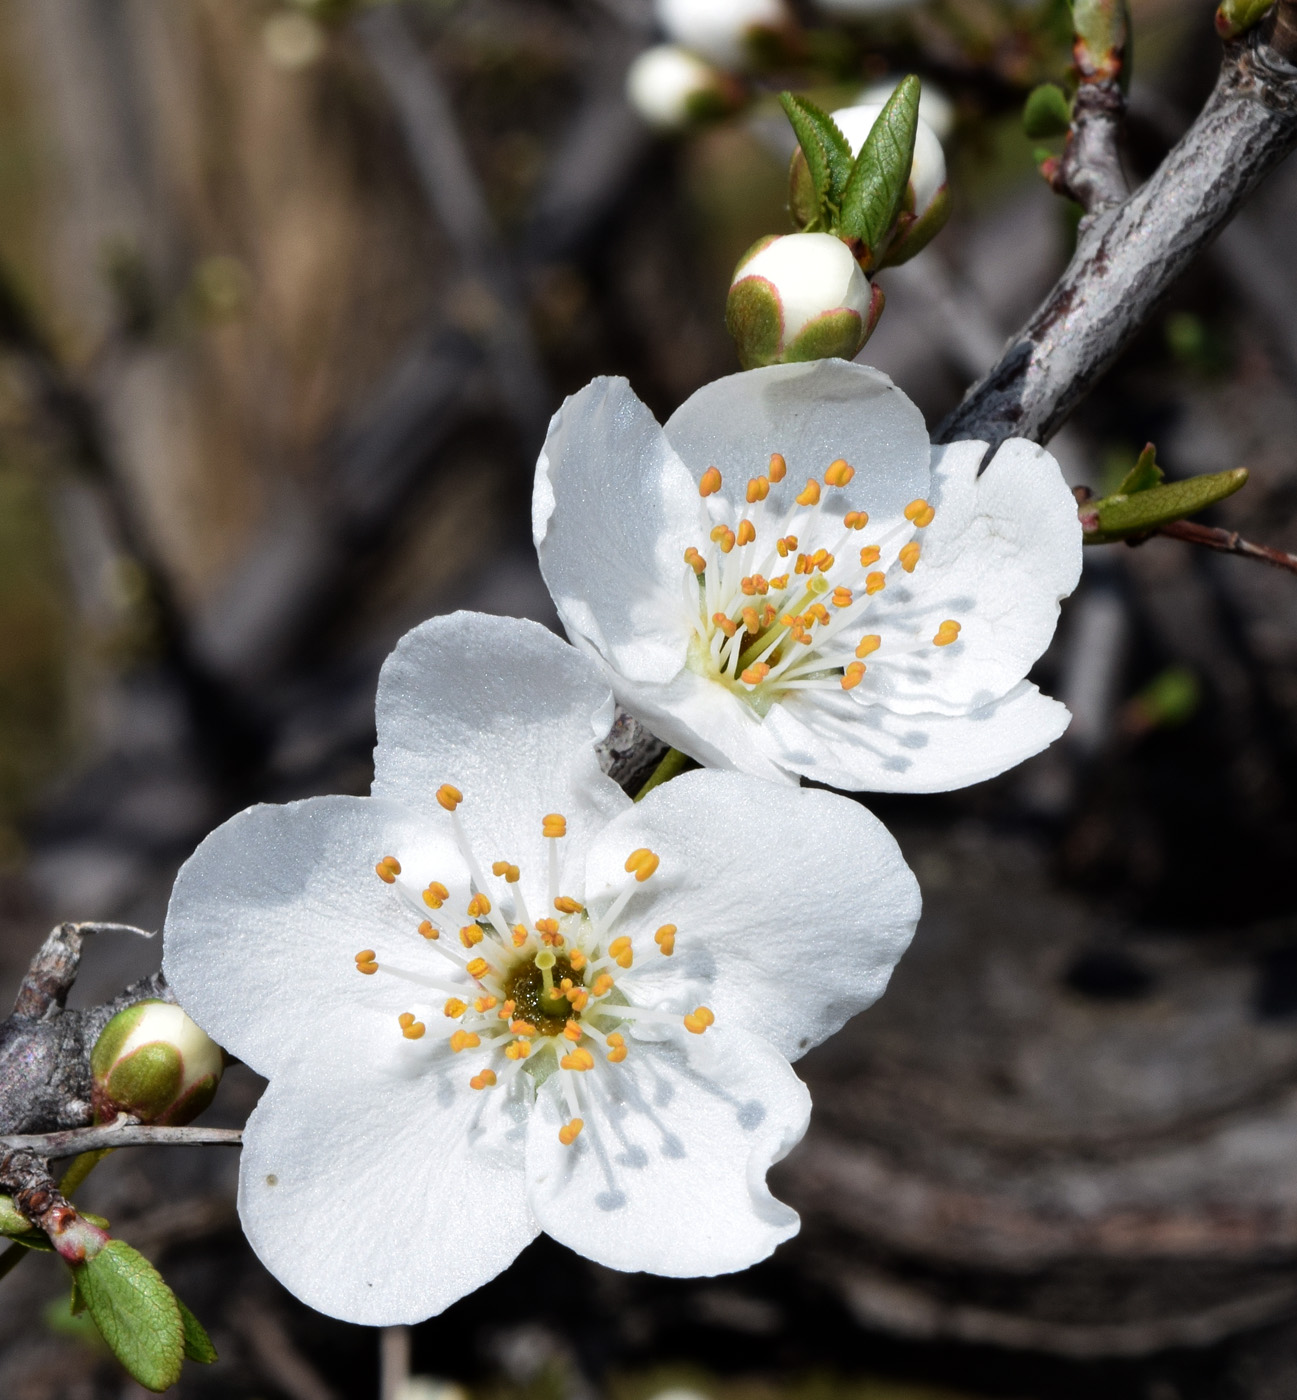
0,1194,32,1236
1080,467,1248,543
177,1298,218,1365
71,1277,87,1316
1023,83,1072,139
778,92,852,223
1116,442,1164,496
75,1240,185,1392
839,75,920,268
1216,0,1276,39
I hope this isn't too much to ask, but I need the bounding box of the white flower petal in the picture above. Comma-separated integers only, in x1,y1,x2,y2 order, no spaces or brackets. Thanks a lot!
163,795,468,1078
766,680,1071,792
373,611,629,907
862,437,1082,715
535,379,699,684
239,1028,537,1326
581,770,920,1061
663,360,930,525
526,1027,808,1275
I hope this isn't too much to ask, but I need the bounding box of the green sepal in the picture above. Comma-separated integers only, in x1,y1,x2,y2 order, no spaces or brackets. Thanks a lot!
71,1276,87,1316
1023,83,1072,139
1215,0,1274,39
782,307,866,364
178,1298,219,1364
74,1239,186,1392
1116,442,1163,496
838,75,920,270
778,93,852,227
725,273,783,370
1080,467,1248,544
875,185,952,269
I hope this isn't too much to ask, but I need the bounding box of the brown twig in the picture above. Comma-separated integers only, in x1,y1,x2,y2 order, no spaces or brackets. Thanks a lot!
1154,518,1297,573
0,1123,244,1158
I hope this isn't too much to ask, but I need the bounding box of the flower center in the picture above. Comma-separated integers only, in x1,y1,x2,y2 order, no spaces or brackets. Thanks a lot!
360,788,712,1147
682,453,960,711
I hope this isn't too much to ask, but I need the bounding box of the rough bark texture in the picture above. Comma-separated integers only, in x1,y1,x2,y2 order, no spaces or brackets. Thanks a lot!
936,24,1297,450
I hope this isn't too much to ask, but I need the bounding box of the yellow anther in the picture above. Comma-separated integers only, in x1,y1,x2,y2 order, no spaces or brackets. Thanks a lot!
422,881,449,909
511,924,528,947
904,499,935,527
510,1019,538,1037
436,784,462,812
933,619,962,647
841,662,866,691
498,999,516,1019
768,452,787,482
899,542,921,573
560,1047,595,1071
683,1006,716,1035
736,519,756,547
491,861,521,883
710,525,736,554
355,948,375,964
832,586,853,608
856,634,882,659
559,1118,584,1145
400,1014,426,1041
542,813,567,838
554,895,583,914
563,1019,583,1042
699,466,722,497
762,602,777,627
741,606,760,634
474,996,498,1012
746,476,769,503
624,848,660,882
844,510,869,530
712,612,737,638
741,663,771,686
444,998,468,1018
398,1012,414,1028
569,988,590,1011
355,949,378,975
824,458,854,487
859,545,881,567
504,1039,531,1060
655,924,677,956
813,548,834,572
769,575,789,594
356,961,378,975
375,856,401,884
417,920,438,941
684,546,706,576
608,935,634,968
794,553,811,576
466,893,492,918
796,479,821,507
568,948,587,971
466,957,490,979
793,626,812,646
460,924,484,948
592,973,615,997
535,917,558,937
865,571,886,595
449,1030,480,1053
808,603,830,626
560,977,573,991
470,1070,497,1090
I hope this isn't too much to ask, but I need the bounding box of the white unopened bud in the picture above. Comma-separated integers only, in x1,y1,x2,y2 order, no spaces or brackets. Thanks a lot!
91,999,223,1126
726,232,883,370
626,45,736,131
831,101,947,219
655,0,790,70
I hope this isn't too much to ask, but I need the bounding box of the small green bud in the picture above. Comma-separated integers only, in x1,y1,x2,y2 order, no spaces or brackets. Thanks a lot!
1215,0,1275,39
1079,467,1248,544
90,1000,223,1126
1072,0,1130,81
1023,84,1073,139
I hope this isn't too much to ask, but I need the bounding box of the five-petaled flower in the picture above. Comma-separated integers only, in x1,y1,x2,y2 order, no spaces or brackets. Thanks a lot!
163,612,920,1324
534,359,1082,792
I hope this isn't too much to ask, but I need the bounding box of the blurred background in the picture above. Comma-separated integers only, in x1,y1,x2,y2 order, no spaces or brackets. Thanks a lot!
4,0,1297,1395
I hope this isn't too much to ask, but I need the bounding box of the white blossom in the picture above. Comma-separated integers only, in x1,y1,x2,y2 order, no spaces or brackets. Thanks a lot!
831,99,947,220
163,611,921,1324
534,360,1082,792
655,0,789,70
626,45,727,131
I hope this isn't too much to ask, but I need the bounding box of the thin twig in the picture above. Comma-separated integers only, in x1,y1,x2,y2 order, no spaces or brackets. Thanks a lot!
0,1123,243,1158
1154,518,1297,573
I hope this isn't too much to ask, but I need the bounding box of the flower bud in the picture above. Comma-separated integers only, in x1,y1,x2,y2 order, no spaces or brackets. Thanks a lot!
789,99,949,267
726,232,883,370
90,1000,223,1126
625,45,740,131
1215,0,1276,40
655,0,790,70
